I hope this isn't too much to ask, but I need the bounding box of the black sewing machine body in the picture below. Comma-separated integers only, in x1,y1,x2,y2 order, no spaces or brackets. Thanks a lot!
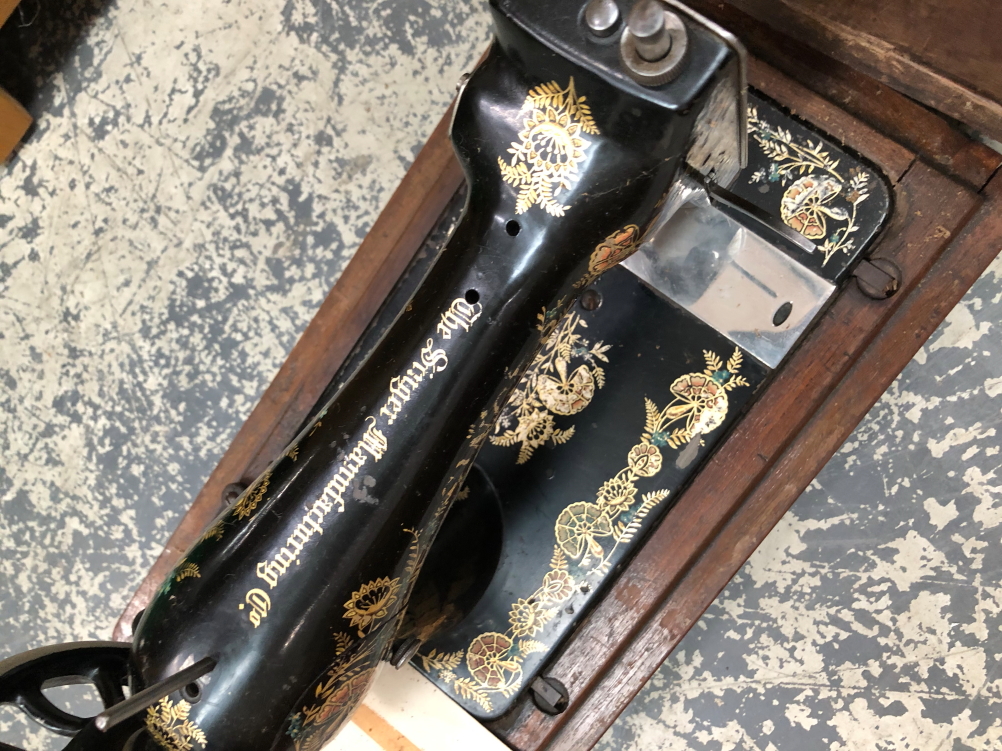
366,90,890,718
0,1,895,749
0,1,759,749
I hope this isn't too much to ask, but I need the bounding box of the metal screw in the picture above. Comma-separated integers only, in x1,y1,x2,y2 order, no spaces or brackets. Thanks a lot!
579,288,603,311
530,675,569,715
222,482,248,505
390,636,424,669
619,1,689,86
583,0,621,37
853,258,901,299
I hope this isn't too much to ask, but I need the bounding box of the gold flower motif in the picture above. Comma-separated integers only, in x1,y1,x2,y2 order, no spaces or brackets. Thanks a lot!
343,576,401,637
575,224,640,289
145,697,207,751
538,569,575,605
508,598,555,638
779,174,847,240
498,78,600,216
555,501,613,561
536,364,595,417
670,373,729,435
517,408,556,449
596,476,638,511
466,632,521,690
627,442,663,478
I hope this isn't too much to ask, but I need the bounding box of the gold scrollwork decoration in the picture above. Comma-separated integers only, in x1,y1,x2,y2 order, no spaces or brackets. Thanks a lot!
424,348,749,711
574,224,640,289
174,562,200,583
234,471,271,520
290,645,377,751
145,697,207,751
491,311,611,464
748,106,871,265
498,78,599,216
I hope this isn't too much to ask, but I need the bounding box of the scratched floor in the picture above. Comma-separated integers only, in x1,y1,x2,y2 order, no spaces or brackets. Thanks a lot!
0,1,1000,750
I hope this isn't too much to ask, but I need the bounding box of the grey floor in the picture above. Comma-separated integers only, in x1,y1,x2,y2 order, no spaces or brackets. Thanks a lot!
1,1,1000,750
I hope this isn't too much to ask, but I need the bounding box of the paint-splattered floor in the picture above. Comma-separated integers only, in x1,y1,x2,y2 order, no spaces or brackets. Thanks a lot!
0,1,1000,749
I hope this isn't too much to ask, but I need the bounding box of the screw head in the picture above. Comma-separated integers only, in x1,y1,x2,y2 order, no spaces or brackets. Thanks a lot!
584,0,621,37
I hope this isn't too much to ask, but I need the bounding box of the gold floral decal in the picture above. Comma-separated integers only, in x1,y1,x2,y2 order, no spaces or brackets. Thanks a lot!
574,225,641,289
290,645,377,751
199,518,225,543
343,576,401,637
175,562,200,583
233,471,271,520
748,106,871,265
650,349,749,449
423,348,749,711
491,311,611,464
534,295,568,340
145,697,207,751
498,78,599,216
290,566,405,749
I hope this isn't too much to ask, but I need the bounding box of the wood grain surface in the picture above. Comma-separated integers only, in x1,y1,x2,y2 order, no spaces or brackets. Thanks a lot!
684,0,1002,190
0,0,20,26
0,87,31,163
717,0,1002,143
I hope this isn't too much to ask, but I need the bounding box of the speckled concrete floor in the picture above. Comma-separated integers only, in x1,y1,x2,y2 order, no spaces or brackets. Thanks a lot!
1,1,1000,750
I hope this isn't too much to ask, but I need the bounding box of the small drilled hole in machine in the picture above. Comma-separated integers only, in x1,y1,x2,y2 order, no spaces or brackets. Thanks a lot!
465,289,480,305
505,219,521,236
181,682,201,703
773,301,793,326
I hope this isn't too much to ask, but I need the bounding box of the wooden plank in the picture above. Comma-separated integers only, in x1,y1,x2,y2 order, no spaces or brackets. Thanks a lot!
0,0,20,26
720,0,1002,144
686,0,1002,190
112,104,465,640
505,167,1000,751
0,87,31,163
786,0,1002,104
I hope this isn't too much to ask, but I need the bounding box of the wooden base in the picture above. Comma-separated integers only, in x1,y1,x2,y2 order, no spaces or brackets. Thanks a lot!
0,88,30,162
113,35,1002,751
0,0,31,163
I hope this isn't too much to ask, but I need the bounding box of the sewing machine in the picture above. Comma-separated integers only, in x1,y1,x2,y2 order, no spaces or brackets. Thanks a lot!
2,0,1000,749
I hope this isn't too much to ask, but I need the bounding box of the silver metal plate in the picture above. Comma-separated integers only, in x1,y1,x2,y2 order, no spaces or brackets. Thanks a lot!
624,176,835,368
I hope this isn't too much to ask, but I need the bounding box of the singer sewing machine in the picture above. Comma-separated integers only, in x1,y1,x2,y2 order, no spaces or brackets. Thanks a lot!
2,0,1001,750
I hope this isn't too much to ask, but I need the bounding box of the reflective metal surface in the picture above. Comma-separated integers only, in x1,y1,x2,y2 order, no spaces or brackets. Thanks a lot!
623,175,835,368
676,0,748,185
583,0,621,37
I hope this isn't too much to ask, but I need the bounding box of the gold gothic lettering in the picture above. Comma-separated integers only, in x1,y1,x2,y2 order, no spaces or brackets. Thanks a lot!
436,298,482,339
245,588,271,628
378,339,448,425
244,297,480,623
